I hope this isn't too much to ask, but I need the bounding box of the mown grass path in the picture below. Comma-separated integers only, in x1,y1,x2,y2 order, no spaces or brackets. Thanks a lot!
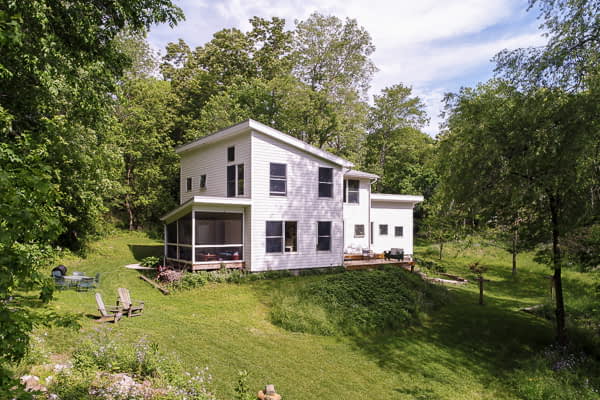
44,231,598,399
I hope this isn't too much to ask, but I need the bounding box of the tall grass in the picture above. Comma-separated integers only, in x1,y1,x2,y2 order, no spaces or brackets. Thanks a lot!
270,267,448,336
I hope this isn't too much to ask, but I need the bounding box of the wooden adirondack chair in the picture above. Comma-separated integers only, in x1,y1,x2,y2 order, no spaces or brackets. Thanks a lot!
95,293,122,323
117,288,144,317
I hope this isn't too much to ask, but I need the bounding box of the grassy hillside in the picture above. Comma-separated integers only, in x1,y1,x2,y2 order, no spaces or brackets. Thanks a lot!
26,231,600,399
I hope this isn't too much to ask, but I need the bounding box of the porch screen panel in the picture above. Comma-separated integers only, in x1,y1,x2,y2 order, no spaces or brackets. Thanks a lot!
178,212,192,245
195,212,243,245
166,222,177,243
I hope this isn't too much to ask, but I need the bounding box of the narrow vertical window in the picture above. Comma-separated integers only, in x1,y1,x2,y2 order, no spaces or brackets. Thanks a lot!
227,165,235,197
343,180,347,202
347,180,359,203
379,224,388,235
186,177,192,192
237,164,244,195
200,174,206,189
318,167,333,198
227,146,235,162
395,226,404,237
270,163,287,196
266,221,283,253
317,221,332,251
285,221,297,252
370,222,374,244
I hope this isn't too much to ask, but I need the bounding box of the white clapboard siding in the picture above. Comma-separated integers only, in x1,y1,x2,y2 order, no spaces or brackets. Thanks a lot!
370,201,415,255
343,178,372,252
249,131,344,271
179,133,251,204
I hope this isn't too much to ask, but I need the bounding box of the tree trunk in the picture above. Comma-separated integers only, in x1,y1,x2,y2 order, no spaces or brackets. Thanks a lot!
550,195,567,345
439,241,444,260
512,229,518,276
125,166,135,231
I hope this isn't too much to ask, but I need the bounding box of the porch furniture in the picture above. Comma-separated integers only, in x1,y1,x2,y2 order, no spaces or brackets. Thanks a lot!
76,277,95,291
117,288,144,317
72,271,85,276
384,248,404,261
362,249,374,259
52,270,69,289
95,293,122,323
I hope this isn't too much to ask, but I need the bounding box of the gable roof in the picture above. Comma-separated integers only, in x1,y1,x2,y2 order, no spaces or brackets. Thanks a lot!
175,119,354,168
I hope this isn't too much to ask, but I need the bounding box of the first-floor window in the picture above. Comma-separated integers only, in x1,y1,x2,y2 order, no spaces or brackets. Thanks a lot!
395,226,404,237
266,221,297,253
317,221,332,251
354,224,365,237
379,224,388,235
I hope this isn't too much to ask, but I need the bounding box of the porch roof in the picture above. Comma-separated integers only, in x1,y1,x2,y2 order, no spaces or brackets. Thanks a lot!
160,196,251,223
370,193,424,204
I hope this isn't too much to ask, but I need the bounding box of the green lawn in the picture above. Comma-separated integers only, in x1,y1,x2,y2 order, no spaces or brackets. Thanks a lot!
37,231,599,399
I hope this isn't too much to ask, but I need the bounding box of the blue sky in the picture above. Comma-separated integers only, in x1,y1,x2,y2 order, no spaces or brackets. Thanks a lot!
147,0,547,136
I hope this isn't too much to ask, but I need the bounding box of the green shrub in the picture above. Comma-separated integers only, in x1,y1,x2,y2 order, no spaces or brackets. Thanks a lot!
140,256,161,268
169,272,208,291
271,268,447,336
414,257,447,273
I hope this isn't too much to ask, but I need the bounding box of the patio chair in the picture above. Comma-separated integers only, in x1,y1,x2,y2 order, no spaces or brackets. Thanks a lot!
76,277,95,292
117,288,144,317
52,270,69,290
384,248,404,261
95,293,122,323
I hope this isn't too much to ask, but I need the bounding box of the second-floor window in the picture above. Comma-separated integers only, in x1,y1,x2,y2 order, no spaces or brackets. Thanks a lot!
270,163,287,196
318,167,333,198
227,164,244,197
227,146,235,162
346,179,359,203
237,164,244,195
200,174,206,189
227,165,235,197
186,177,192,192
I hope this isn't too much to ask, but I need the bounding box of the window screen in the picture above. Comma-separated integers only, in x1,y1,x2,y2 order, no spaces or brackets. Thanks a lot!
227,165,235,197
270,163,287,196
347,180,359,203
317,221,332,251
318,167,333,198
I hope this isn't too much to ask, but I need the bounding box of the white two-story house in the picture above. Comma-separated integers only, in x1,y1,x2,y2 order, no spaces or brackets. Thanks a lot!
160,119,423,272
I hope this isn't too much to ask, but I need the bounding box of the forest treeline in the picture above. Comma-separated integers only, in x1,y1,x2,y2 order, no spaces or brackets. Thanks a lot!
0,0,599,389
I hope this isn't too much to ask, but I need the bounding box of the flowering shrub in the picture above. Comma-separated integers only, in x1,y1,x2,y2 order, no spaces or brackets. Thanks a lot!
48,328,215,400
156,268,183,284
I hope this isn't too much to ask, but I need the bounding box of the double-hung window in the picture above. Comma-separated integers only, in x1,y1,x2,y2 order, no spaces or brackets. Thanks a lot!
227,165,236,197
346,179,359,203
395,226,404,237
317,221,332,251
199,174,206,189
266,221,297,253
186,177,192,192
318,167,333,198
270,163,287,196
354,224,365,238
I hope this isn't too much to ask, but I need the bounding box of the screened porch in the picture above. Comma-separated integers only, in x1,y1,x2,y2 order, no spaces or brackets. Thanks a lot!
165,210,244,267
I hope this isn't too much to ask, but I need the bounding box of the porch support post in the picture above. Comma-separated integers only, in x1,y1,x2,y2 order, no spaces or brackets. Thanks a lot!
163,224,167,265
191,209,196,265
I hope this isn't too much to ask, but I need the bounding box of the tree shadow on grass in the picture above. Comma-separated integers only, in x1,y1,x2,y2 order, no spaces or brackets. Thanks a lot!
128,244,163,261
348,289,554,388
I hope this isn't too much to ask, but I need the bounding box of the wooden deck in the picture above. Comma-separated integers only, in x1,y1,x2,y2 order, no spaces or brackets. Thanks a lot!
344,258,415,270
191,261,245,271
